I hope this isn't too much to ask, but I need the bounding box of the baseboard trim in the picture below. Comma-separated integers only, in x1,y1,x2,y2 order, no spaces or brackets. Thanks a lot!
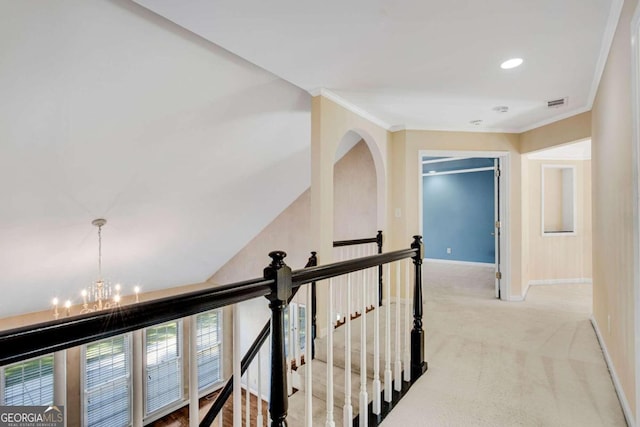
529,278,593,285
424,258,494,267
590,315,636,427
510,278,593,302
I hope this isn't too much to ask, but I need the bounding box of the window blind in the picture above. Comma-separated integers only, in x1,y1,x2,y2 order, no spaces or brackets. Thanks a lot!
145,321,182,415
196,310,222,391
84,334,131,427
3,355,54,406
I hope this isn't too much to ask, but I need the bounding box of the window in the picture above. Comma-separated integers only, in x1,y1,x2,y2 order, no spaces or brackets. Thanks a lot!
1,355,54,406
196,310,222,391
84,335,131,427
145,321,182,415
283,303,307,359
542,165,576,234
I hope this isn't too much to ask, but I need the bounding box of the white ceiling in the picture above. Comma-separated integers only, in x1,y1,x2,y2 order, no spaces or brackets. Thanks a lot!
0,0,311,318
133,0,622,132
0,0,618,320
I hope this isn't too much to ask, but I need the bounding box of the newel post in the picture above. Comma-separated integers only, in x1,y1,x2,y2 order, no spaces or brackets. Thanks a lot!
306,251,318,359
376,230,383,306
264,251,292,427
410,235,427,381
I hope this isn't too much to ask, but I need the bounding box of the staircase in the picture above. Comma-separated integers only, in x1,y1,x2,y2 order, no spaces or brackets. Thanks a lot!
289,302,411,426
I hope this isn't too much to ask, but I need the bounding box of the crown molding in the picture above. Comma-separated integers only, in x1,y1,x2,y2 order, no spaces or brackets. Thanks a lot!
308,88,392,130
587,0,624,107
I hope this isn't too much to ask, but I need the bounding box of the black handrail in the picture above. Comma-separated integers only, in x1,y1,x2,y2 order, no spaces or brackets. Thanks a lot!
292,248,416,286
0,277,272,366
200,252,317,427
333,230,384,305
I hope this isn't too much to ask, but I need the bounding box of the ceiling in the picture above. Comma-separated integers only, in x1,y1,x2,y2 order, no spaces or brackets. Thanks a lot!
0,0,616,320
133,0,622,132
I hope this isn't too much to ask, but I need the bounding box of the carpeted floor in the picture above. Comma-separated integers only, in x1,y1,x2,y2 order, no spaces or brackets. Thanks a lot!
381,262,627,427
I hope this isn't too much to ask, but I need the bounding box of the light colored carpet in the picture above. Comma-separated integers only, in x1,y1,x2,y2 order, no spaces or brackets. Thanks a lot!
381,262,627,427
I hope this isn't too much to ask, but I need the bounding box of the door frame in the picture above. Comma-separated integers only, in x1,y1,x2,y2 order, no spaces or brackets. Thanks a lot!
631,1,640,422
418,150,511,301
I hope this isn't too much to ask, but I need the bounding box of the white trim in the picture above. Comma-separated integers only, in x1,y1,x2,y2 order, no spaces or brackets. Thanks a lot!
422,166,494,177
590,316,636,427
541,164,577,236
512,279,592,302
418,149,511,301
309,88,392,130
424,258,494,267
528,278,593,286
631,2,640,423
421,156,471,165
588,0,625,107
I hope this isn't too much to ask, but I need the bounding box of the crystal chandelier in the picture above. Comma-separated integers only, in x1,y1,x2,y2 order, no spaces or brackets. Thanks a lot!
80,218,120,313
51,218,141,318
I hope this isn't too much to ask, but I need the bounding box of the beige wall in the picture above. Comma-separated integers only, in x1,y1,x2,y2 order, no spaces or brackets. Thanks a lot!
520,112,592,154
525,159,592,283
311,96,391,334
592,0,639,419
334,141,378,240
390,130,524,297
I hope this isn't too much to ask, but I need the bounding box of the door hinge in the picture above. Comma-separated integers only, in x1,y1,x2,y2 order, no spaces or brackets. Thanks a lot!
495,221,501,229
495,168,501,178
496,271,502,280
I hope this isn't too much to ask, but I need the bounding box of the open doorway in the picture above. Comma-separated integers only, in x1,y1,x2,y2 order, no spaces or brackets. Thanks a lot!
419,150,510,300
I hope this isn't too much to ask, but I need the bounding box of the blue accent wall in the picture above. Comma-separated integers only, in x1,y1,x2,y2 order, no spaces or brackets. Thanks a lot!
423,170,495,263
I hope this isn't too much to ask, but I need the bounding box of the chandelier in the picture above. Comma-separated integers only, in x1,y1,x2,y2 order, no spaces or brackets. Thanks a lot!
51,218,141,318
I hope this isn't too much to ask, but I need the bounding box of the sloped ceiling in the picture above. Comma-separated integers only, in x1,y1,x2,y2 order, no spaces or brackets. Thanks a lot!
0,0,310,317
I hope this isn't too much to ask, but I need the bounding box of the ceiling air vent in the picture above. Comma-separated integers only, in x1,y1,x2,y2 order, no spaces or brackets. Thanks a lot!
547,97,568,108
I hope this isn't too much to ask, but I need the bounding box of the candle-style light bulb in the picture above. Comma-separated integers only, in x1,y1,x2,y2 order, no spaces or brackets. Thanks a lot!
134,286,140,303
81,289,87,305
65,300,71,316
52,298,59,319
114,294,121,305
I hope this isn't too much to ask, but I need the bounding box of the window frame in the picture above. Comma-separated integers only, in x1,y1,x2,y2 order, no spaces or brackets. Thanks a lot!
195,309,224,397
143,320,184,420
81,333,133,427
0,354,54,406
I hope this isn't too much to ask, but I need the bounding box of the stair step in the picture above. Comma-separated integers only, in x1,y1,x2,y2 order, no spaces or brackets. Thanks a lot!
314,305,411,377
297,359,373,414
287,393,343,427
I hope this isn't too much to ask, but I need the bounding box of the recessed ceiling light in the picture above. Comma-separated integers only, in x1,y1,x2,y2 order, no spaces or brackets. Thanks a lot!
500,58,523,69
493,105,509,113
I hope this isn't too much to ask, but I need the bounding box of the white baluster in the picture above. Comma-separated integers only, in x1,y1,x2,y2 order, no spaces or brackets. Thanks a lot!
384,264,392,402
189,316,198,427
305,283,313,427
343,273,353,426
245,366,251,427
373,266,381,414
326,278,336,427
233,305,242,427
394,262,402,392
294,299,301,368
404,259,411,382
287,303,294,397
257,349,263,427
359,262,369,426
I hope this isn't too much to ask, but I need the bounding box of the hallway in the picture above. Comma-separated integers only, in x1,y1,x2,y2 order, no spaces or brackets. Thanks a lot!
381,262,627,426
